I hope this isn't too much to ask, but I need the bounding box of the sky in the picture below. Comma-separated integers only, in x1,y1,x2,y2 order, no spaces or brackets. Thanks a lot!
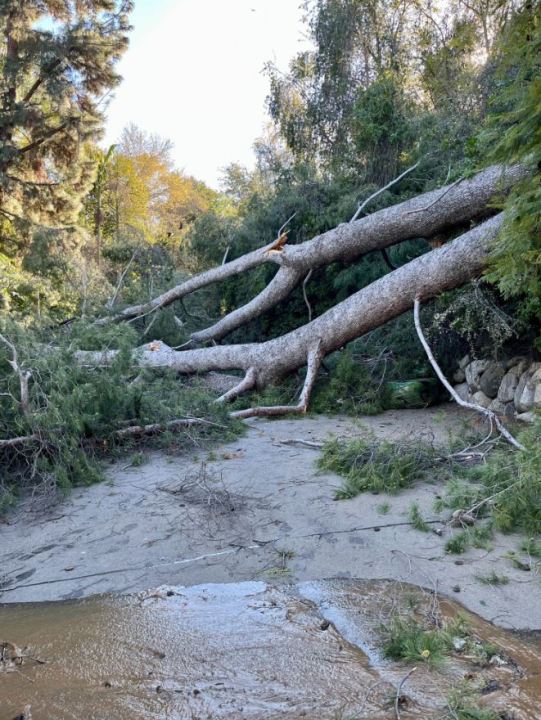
103,0,310,189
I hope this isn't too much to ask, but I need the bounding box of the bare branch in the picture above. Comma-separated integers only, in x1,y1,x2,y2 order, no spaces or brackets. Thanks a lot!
350,160,420,222
413,297,525,450
0,333,32,420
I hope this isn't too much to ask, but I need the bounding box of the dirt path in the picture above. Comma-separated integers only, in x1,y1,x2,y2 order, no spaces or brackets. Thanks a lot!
1,406,540,631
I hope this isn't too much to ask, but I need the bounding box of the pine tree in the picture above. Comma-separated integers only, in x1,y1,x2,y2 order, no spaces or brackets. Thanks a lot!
0,0,133,231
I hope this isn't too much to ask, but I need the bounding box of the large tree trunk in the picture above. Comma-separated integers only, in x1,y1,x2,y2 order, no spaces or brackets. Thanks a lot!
98,165,525,345
80,214,503,399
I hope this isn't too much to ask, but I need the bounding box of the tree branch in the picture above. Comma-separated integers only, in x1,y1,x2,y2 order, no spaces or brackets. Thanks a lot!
413,297,525,450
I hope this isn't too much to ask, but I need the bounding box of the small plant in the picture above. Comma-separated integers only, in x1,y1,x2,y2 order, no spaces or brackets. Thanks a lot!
475,571,509,586
469,523,494,550
521,537,541,558
446,682,499,720
409,502,430,531
319,437,445,499
377,501,391,515
128,452,146,468
382,616,460,668
445,532,470,554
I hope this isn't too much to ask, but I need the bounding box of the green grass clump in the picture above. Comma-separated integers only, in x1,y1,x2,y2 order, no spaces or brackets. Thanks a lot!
521,537,541,558
445,532,470,554
319,437,443,499
382,614,469,669
446,683,499,720
475,571,509,586
409,502,430,531
444,524,494,555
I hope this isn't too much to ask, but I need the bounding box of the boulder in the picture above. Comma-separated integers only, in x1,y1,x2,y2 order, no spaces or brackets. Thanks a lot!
532,368,541,409
453,368,466,383
488,398,510,414
515,363,541,413
479,362,505,398
465,360,490,393
516,411,537,424
505,356,528,370
458,354,471,370
454,383,469,402
472,390,491,408
498,365,524,403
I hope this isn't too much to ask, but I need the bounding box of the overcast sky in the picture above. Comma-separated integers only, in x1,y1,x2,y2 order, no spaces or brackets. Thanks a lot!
103,0,309,188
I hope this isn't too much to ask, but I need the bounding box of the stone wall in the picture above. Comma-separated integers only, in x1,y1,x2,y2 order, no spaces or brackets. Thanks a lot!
453,356,541,422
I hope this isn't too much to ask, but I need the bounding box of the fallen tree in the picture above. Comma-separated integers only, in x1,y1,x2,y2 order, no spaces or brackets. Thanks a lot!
98,164,526,345
79,213,504,417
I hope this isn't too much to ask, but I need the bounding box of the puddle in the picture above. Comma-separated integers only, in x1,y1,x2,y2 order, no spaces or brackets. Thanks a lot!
1,579,541,719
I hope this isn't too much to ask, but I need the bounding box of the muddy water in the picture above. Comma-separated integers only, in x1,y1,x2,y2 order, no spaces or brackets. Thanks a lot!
1,580,541,720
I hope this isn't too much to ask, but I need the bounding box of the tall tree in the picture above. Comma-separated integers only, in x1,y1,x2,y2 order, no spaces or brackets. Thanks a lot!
0,0,133,231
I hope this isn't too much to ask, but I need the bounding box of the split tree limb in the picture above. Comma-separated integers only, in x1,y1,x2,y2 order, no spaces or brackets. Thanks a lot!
413,297,525,451
217,367,257,404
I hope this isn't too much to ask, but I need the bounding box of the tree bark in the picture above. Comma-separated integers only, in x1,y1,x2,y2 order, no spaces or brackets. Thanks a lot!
79,214,503,398
99,164,526,343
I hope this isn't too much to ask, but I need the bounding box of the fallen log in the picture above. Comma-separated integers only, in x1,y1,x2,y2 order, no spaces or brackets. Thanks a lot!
79,214,504,408
99,165,526,344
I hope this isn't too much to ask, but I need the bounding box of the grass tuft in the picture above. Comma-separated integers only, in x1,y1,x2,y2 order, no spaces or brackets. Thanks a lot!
409,502,430,531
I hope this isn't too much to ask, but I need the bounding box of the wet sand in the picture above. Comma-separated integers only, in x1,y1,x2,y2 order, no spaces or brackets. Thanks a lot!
2,579,541,720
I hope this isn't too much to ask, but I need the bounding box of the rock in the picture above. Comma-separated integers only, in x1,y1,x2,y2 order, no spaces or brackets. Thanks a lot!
453,368,466,383
532,368,541,409
472,390,491,408
488,398,509,414
498,365,524,402
516,411,537,423
458,354,471,370
479,362,505,398
465,360,489,393
515,363,541,412
505,356,528,370
454,383,469,402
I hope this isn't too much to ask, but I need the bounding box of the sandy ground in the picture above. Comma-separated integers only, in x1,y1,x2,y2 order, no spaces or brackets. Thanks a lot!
1,405,540,630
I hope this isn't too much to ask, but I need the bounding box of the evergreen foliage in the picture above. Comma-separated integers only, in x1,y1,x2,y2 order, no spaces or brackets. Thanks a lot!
0,0,133,229
482,3,541,333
